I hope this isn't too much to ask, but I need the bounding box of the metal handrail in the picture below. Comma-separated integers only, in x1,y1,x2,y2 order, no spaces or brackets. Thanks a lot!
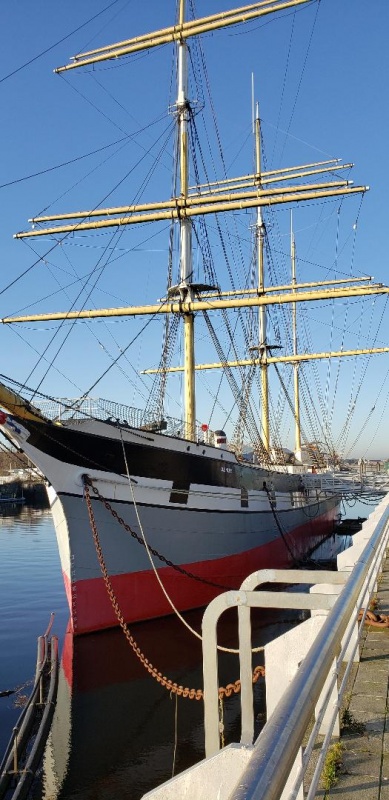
291,532,386,800
229,503,389,800
202,570,350,756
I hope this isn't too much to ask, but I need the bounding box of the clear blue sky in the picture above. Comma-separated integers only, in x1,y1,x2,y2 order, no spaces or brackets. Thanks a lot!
1,1,388,459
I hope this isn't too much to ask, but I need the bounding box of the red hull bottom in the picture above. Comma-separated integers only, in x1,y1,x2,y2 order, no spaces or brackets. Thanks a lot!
65,508,337,635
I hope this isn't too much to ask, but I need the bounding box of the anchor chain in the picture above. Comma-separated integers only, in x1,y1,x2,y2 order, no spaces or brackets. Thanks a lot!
83,477,265,701
84,475,234,591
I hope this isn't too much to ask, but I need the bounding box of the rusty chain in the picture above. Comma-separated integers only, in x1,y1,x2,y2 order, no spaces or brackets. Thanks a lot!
84,476,235,591
83,477,265,701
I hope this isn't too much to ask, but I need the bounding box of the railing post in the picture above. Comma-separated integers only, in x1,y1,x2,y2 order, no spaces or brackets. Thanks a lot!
12,728,18,774
238,602,255,745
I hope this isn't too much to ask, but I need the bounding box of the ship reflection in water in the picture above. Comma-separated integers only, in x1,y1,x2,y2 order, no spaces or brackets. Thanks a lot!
40,612,263,800
42,617,205,800
40,607,288,800
39,533,351,800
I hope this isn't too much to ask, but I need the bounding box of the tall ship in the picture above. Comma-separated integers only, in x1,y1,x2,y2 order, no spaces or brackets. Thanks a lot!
0,0,388,635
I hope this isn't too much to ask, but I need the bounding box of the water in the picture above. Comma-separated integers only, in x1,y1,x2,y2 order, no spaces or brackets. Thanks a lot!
0,506,68,755
0,495,381,799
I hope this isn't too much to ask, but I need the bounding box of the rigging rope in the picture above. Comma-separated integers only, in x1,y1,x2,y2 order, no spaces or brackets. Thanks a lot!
263,482,302,566
117,429,264,656
82,477,265,700
83,476,234,592
202,311,268,461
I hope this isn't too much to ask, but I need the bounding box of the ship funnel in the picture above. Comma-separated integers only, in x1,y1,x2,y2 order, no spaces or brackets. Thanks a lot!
214,430,227,448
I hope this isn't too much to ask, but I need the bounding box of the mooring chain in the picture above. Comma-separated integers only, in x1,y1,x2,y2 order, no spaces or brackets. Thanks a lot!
84,476,234,591
83,477,265,701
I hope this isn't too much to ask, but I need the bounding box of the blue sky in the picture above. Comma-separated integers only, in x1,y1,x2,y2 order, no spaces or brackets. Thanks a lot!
1,0,389,459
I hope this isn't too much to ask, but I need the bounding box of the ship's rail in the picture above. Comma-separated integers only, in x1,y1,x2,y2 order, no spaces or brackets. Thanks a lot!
35,397,186,437
34,397,243,449
304,471,389,495
303,473,363,492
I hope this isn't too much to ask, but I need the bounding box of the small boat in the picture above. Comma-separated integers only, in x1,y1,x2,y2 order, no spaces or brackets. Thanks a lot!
1,1,388,634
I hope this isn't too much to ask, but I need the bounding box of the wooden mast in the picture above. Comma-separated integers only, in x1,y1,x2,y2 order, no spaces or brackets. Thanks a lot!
291,218,302,461
51,1,315,73
8,0,385,449
3,283,389,324
177,0,196,440
255,105,270,453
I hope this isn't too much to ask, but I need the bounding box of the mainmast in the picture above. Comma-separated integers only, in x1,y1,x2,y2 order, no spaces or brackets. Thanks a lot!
176,0,195,440
9,0,383,453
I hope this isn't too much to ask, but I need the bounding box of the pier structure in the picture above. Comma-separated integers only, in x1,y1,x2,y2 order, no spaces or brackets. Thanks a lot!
142,492,389,800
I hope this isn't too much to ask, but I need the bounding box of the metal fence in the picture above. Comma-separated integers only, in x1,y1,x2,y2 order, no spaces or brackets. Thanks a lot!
208,498,389,800
141,498,389,800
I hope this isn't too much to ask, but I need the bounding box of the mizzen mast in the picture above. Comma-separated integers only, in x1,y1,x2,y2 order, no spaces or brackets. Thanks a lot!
291,220,302,461
254,105,270,453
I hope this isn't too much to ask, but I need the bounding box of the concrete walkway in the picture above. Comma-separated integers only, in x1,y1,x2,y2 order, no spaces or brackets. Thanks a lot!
328,556,389,800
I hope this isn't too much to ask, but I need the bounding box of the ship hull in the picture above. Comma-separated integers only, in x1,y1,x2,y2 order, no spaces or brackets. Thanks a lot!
50,487,338,635
0,412,339,635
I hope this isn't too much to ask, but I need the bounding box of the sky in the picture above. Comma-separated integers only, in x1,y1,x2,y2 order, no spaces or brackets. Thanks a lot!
0,0,389,460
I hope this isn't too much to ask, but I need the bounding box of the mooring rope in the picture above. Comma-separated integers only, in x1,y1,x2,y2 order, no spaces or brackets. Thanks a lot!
83,477,265,701
117,427,265,654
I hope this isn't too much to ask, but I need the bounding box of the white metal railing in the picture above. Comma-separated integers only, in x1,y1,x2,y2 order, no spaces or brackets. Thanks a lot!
141,495,389,800
303,473,362,491
303,471,389,494
202,569,348,757
220,497,389,800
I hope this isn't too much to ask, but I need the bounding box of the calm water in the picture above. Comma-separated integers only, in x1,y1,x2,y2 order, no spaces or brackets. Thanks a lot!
0,506,68,753
0,495,380,799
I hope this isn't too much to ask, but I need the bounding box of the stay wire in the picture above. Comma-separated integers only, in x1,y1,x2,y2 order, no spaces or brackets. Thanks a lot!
82,308,165,398
118,431,264,655
337,295,387,456
35,111,173,217
278,0,321,164
9,219,171,320
270,8,296,166
0,0,126,85
323,207,341,436
45,236,152,405
0,135,131,190
26,228,126,397
19,122,174,395
1,116,173,300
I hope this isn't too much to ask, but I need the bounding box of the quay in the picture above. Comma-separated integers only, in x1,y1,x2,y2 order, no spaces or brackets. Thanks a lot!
143,492,389,800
